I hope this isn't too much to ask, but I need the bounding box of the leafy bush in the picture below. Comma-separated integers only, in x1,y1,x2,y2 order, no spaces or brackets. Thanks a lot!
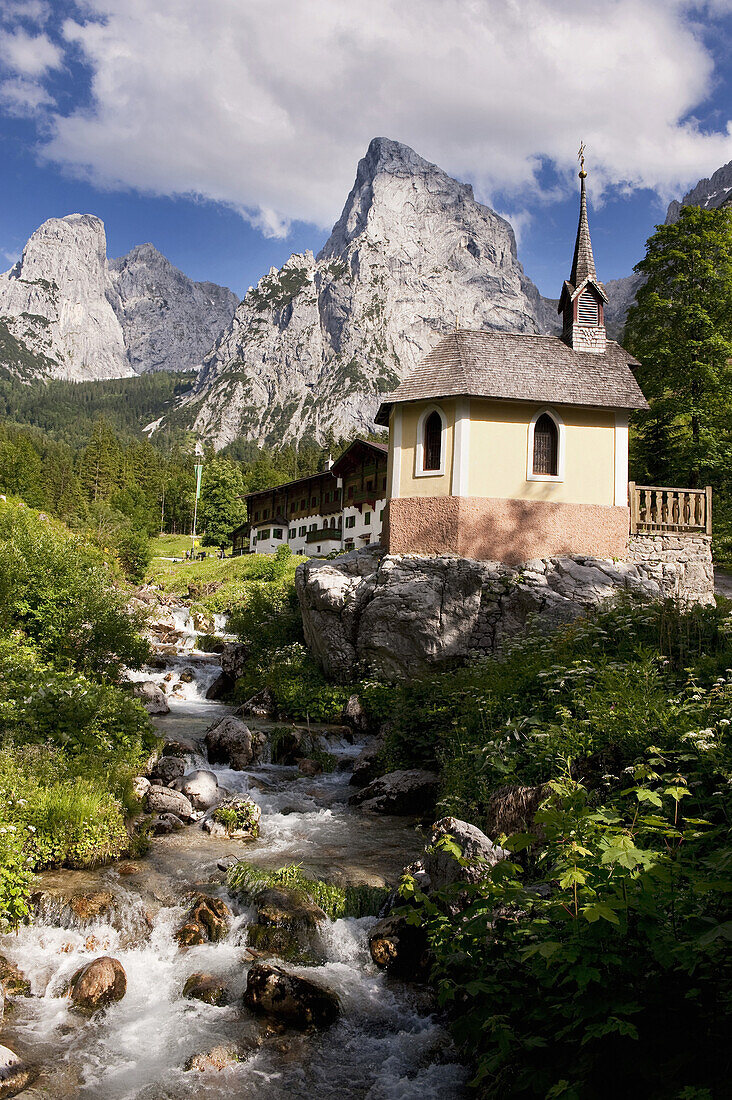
0,502,148,676
233,643,351,722
114,526,152,582
227,861,389,920
404,725,732,1098
212,799,260,837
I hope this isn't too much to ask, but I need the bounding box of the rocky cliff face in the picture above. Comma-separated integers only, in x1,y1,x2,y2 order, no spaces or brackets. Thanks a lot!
108,244,238,373
0,217,237,382
665,159,732,224
182,137,549,448
0,214,132,381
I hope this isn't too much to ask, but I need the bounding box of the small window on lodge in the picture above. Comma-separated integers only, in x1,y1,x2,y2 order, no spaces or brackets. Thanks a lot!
532,413,558,477
577,292,599,325
423,411,442,471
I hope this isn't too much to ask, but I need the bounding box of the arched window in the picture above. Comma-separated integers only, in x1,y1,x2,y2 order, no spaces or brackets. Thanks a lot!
423,411,443,471
532,413,558,476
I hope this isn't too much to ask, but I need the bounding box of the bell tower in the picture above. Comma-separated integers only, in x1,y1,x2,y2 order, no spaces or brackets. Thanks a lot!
558,144,608,354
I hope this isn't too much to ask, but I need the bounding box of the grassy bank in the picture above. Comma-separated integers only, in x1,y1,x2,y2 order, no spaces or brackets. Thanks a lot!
0,502,155,929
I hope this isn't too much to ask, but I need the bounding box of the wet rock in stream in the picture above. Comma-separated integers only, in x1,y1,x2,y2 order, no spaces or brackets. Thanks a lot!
132,680,170,715
202,796,261,840
174,893,232,946
68,956,127,1015
243,963,340,1030
174,768,220,810
349,768,440,814
149,756,185,786
145,784,195,820
204,715,266,769
0,1044,35,1098
368,914,430,978
182,971,229,1005
0,956,30,999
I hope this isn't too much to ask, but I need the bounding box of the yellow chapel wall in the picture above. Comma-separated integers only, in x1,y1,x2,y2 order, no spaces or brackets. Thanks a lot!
397,399,457,498
467,399,617,506
390,398,618,506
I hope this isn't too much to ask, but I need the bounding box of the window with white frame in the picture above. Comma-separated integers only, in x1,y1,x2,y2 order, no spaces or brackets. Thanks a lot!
415,405,447,476
527,408,564,482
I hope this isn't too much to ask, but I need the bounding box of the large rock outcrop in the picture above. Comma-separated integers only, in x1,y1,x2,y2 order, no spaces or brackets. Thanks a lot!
296,543,714,681
107,243,238,374
0,217,237,382
179,137,551,448
0,214,132,381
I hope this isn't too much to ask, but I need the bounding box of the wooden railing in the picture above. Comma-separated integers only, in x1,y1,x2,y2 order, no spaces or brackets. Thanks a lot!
629,482,712,535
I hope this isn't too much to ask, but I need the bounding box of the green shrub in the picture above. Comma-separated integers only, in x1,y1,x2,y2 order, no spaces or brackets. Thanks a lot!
0,502,148,676
233,643,351,722
114,526,152,582
405,726,732,1098
212,799,260,837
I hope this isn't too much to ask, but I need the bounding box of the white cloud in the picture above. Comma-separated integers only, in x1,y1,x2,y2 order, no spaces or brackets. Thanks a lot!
0,1,50,25
0,27,61,76
0,74,53,114
20,0,732,235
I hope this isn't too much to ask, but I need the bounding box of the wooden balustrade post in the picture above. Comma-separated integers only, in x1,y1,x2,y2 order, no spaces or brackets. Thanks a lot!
705,485,713,536
628,481,637,533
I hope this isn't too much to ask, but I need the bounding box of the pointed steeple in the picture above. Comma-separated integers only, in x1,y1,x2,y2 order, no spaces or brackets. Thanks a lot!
558,146,608,354
569,169,597,286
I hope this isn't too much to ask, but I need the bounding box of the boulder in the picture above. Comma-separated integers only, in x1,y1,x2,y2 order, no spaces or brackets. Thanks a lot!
349,769,439,814
175,894,231,947
182,972,228,1005
341,693,369,733
68,957,127,1014
185,1045,242,1073
204,716,266,770
205,672,230,701
0,1045,33,1098
220,642,249,681
132,680,170,715
349,739,384,787
297,758,322,777
177,769,220,811
132,776,150,800
268,728,304,765
243,963,340,1030
202,796,261,840
149,757,185,786
247,885,327,962
0,956,30,998
368,915,430,978
145,785,195,821
179,667,196,683
162,736,199,757
483,784,545,838
416,817,509,891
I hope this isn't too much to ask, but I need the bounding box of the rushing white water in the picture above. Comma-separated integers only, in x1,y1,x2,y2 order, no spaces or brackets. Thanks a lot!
1,654,468,1099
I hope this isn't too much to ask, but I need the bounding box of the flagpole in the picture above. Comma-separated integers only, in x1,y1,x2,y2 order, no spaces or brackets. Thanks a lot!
191,442,204,557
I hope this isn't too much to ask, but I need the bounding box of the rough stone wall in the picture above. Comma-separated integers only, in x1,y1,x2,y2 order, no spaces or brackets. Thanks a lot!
627,534,714,607
296,543,716,682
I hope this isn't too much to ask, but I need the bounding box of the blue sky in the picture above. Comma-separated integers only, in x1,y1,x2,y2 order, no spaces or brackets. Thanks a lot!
1,1,732,299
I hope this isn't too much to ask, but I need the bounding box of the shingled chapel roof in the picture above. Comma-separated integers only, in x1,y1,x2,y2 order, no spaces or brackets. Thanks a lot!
375,329,647,425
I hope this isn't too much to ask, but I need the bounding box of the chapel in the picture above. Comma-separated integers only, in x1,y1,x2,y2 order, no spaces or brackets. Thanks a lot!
376,162,648,563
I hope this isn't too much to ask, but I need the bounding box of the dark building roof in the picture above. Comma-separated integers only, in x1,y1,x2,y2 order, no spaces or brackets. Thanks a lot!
331,438,388,477
244,467,337,504
375,329,648,424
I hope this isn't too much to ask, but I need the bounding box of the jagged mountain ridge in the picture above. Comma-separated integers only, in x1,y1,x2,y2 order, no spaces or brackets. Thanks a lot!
182,137,555,448
0,216,238,381
108,244,238,374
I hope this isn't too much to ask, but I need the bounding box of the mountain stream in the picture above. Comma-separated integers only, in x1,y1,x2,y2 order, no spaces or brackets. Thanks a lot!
0,635,468,1098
